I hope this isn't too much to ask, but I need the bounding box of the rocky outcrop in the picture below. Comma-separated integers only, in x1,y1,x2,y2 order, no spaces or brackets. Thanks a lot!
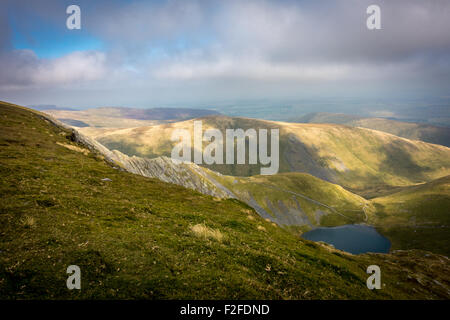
108,152,235,199
39,112,235,199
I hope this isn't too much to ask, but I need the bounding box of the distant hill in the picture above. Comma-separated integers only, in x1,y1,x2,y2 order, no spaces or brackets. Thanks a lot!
109,107,221,121
292,112,450,147
28,104,78,111
43,107,221,128
294,112,364,124
83,115,450,198
393,105,450,127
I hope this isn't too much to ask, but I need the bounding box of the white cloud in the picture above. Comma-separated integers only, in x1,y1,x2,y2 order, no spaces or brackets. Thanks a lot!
31,51,106,85
154,55,351,81
0,50,106,89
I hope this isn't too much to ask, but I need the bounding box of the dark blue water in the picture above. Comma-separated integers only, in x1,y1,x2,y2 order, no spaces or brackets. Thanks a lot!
302,224,391,254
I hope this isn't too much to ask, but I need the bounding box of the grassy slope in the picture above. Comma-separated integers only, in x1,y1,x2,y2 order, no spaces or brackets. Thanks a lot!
293,112,450,147
89,116,450,198
1,101,450,299
369,176,450,256
210,171,368,230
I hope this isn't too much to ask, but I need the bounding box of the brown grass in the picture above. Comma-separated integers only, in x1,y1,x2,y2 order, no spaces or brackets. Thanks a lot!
20,215,36,228
190,223,225,242
257,225,266,232
56,142,90,155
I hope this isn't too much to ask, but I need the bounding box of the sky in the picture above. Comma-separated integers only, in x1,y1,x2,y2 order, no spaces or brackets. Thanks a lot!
1,0,450,112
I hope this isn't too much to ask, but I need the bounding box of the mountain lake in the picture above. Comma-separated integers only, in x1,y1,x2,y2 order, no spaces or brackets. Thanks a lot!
302,224,391,254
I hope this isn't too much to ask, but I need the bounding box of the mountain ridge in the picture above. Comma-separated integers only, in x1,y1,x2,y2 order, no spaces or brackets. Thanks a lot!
81,115,450,198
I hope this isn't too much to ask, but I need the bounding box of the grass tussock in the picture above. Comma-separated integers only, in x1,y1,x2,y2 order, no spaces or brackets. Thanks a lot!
20,215,36,228
257,225,266,232
190,223,225,242
56,142,90,155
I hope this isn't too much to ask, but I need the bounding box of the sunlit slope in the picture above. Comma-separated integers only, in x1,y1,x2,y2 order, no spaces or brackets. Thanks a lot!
44,107,220,128
293,112,450,147
369,176,450,256
1,101,450,299
86,116,450,198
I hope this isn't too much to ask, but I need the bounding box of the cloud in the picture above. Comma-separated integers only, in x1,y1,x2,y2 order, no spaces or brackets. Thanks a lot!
32,51,106,85
92,0,207,43
1,0,450,106
154,55,350,81
140,0,450,85
0,50,106,89
217,0,450,64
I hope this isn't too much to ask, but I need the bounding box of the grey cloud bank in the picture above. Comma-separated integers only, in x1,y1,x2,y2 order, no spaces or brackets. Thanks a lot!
1,0,449,110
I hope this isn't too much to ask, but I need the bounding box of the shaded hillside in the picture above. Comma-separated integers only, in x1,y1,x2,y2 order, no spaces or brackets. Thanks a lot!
293,112,450,147
86,116,450,198
370,176,450,256
209,171,369,231
1,100,450,299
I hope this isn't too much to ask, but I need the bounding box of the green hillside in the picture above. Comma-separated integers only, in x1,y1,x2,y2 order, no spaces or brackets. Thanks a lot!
294,112,450,147
370,176,450,256
1,101,450,299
